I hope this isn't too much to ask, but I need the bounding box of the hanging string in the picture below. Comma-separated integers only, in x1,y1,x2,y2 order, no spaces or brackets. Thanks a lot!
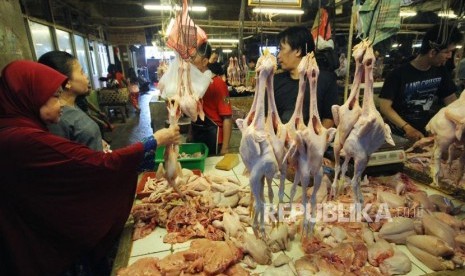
172,0,199,59
315,0,322,52
365,0,382,44
260,0,263,55
432,0,462,51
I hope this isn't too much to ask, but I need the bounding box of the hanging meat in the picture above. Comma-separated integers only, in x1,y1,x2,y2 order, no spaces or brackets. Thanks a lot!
240,55,248,85
227,57,241,86
298,53,336,233
158,54,210,122
166,0,207,59
263,55,288,205
330,40,367,198
156,96,185,198
236,53,279,237
159,0,210,122
283,54,311,206
336,45,394,204
426,91,465,186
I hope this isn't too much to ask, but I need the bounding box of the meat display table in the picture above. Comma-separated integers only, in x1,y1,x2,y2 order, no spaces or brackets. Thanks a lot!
111,156,465,276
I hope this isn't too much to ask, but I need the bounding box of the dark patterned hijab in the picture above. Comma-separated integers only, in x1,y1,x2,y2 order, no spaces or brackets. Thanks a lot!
0,60,67,130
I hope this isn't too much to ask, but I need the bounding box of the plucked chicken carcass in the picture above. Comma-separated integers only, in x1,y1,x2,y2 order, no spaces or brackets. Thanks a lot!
227,57,241,86
240,55,248,84
236,53,279,237
157,97,185,198
283,54,311,205
180,56,209,121
227,57,235,85
336,45,394,204
262,54,288,205
233,57,241,85
158,53,211,122
160,0,209,121
426,91,465,186
295,53,336,233
330,40,368,198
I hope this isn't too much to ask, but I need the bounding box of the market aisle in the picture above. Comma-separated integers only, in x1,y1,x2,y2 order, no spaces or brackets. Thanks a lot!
107,90,157,150
107,88,242,153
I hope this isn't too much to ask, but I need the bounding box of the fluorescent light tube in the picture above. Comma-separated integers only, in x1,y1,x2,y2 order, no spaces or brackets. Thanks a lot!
438,11,457,18
399,11,417,17
144,5,206,12
252,8,304,15
209,38,239,43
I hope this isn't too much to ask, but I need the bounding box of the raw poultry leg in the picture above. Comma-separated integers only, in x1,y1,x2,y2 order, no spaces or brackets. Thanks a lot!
330,40,367,199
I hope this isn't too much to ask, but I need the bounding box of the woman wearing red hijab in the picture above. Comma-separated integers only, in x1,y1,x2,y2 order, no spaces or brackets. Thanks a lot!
0,61,180,275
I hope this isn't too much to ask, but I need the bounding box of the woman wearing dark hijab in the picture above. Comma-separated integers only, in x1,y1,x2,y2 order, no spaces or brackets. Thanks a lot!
0,61,180,275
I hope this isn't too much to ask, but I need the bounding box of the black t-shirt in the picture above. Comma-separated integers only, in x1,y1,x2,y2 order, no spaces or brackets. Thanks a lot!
273,70,338,125
379,62,456,134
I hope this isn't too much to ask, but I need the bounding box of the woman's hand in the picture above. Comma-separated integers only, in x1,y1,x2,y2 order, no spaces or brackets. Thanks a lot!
403,124,424,142
102,140,112,153
154,126,181,146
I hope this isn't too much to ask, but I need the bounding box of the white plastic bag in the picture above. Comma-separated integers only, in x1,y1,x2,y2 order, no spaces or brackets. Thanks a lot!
158,55,180,99
186,65,212,98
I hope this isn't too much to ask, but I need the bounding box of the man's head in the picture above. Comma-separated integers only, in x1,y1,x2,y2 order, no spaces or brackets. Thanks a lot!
247,56,257,69
190,42,212,72
277,26,315,72
419,24,463,66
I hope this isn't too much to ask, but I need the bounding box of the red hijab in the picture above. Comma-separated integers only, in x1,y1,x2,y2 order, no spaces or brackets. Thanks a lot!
0,61,145,275
0,60,67,130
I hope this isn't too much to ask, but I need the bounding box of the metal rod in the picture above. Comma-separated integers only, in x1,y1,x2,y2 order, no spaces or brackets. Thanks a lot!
238,0,246,57
343,0,357,101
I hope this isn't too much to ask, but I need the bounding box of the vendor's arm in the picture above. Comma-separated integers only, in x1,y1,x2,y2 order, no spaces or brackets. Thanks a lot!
220,116,232,155
443,93,457,105
379,98,424,141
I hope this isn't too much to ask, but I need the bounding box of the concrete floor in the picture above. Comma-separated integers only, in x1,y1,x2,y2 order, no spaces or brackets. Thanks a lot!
106,89,241,154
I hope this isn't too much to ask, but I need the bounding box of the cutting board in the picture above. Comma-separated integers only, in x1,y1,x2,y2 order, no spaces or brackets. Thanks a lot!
215,153,240,171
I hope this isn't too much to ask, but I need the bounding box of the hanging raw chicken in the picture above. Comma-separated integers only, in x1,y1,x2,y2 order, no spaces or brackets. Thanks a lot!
160,0,211,122
158,53,211,121
166,0,208,59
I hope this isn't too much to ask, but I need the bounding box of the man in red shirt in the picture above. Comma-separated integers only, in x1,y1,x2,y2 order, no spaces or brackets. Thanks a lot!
189,43,232,155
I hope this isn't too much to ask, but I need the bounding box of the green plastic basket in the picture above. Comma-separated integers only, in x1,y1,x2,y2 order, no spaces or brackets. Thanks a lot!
155,143,209,172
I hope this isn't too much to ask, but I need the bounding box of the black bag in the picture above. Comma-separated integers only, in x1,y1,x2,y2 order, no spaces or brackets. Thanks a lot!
191,116,218,156
315,47,339,71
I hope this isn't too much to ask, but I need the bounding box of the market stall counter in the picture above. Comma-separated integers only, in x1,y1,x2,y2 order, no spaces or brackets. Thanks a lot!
111,155,465,276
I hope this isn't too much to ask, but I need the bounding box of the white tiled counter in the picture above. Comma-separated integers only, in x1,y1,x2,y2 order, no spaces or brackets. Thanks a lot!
115,156,465,275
